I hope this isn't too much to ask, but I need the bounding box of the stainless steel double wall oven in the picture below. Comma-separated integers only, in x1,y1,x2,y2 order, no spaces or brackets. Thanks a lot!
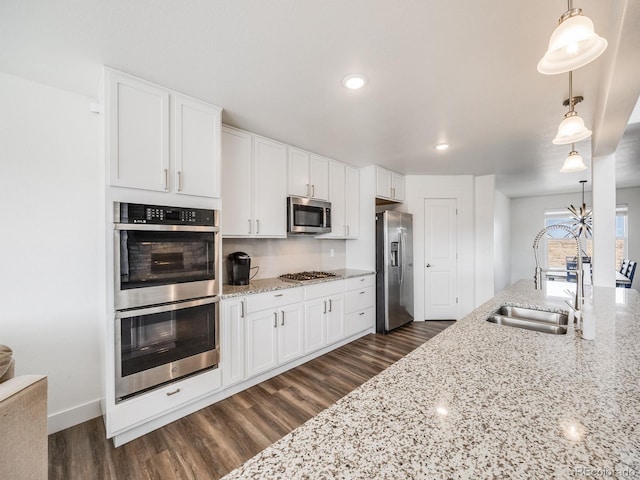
113,202,220,402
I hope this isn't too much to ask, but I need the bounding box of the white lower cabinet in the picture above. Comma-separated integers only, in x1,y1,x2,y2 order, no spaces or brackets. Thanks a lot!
345,308,375,337
304,298,328,353
325,295,345,344
245,302,305,378
344,275,376,336
222,298,246,387
221,275,373,390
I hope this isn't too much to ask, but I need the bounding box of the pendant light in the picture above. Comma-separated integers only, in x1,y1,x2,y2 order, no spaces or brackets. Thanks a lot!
537,1,607,75
560,143,587,172
553,71,592,144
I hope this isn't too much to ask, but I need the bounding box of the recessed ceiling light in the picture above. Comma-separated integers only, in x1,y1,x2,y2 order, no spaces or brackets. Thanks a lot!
434,143,450,151
342,74,368,90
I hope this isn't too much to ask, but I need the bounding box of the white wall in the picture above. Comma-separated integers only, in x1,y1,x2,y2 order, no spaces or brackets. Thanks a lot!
474,175,495,306
405,175,475,320
0,72,102,432
493,189,511,293
510,187,640,290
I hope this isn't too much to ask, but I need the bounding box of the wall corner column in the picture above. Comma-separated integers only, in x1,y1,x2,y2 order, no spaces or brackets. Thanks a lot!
591,153,616,287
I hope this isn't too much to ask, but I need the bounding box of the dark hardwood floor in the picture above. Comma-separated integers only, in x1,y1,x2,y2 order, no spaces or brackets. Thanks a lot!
49,320,454,480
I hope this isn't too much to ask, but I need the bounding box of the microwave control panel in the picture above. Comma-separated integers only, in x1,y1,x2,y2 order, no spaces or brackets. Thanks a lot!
116,202,216,226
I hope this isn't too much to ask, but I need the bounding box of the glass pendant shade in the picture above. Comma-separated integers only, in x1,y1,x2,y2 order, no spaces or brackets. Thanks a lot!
553,111,592,144
537,11,608,75
560,150,587,173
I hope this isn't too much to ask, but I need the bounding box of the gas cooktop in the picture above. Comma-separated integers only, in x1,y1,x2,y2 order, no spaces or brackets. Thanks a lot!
279,271,338,282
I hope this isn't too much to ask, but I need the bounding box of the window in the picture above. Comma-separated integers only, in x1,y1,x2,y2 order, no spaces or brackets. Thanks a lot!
543,206,628,269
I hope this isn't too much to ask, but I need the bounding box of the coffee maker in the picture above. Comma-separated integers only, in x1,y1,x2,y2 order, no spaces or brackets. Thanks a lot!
228,252,251,285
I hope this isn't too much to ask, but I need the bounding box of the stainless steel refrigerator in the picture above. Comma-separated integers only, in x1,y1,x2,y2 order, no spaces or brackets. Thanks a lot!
376,211,414,333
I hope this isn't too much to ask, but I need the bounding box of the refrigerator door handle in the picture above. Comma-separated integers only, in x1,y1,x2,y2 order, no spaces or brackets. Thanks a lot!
399,230,404,285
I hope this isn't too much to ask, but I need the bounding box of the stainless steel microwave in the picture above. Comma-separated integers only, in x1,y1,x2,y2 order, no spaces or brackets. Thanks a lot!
287,196,331,234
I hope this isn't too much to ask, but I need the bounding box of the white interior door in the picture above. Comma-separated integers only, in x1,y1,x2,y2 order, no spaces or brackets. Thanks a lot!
424,198,458,319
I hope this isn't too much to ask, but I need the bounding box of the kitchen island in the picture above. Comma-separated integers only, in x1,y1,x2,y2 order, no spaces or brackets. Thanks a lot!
222,280,640,479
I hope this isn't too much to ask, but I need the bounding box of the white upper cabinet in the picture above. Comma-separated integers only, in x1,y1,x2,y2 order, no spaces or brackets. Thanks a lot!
253,135,287,237
221,127,253,235
107,69,170,192
105,68,221,198
345,166,360,238
221,126,287,237
320,161,359,239
375,166,404,202
172,93,221,198
391,172,405,202
287,147,329,200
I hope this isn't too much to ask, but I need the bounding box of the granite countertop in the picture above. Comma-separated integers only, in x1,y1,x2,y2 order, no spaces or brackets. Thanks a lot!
220,269,375,299
222,280,640,479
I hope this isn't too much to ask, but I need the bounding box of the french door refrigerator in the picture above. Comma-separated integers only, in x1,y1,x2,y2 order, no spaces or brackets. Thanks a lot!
376,211,414,333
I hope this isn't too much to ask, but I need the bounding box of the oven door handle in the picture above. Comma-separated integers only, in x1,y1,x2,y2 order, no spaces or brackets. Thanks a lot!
115,296,219,318
114,224,219,233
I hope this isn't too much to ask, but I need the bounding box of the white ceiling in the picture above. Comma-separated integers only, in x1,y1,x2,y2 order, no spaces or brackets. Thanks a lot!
1,0,639,198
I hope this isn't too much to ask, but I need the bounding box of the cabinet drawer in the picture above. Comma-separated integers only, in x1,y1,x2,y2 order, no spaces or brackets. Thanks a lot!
305,280,344,300
345,286,375,314
109,367,221,434
245,287,304,313
345,307,374,337
345,274,375,291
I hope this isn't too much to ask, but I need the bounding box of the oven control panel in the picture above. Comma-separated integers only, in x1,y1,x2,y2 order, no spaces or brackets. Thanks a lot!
116,203,216,226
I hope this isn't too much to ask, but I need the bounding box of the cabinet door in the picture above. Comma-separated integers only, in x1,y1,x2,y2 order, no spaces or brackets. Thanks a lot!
309,155,329,200
246,310,278,377
222,298,246,387
325,161,346,238
326,294,345,345
221,127,253,236
288,147,311,197
107,70,170,192
173,94,221,198
304,299,327,354
277,304,305,364
345,166,360,238
254,136,287,237
391,173,405,202
375,167,392,199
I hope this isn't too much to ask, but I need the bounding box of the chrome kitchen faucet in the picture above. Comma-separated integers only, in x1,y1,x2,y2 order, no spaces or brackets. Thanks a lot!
533,224,584,312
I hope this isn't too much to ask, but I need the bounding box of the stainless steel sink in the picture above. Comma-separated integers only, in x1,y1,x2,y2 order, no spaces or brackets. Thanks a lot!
486,306,569,335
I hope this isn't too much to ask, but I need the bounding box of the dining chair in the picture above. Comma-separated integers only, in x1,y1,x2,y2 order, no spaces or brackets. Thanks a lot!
620,259,629,275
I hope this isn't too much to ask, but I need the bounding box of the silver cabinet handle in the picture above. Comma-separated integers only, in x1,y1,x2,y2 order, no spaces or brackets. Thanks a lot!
359,312,365,316
281,311,285,326
166,388,181,396
360,278,365,282
329,299,333,312
392,187,396,199
241,299,245,318
306,183,310,197
248,219,252,234
360,291,365,295
273,312,278,327
346,225,350,237
274,293,284,297
256,219,260,234
164,169,169,190
177,171,182,191
312,184,315,197
323,300,327,314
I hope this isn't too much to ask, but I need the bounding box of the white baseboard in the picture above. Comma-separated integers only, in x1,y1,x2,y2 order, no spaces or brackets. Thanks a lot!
48,399,102,434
